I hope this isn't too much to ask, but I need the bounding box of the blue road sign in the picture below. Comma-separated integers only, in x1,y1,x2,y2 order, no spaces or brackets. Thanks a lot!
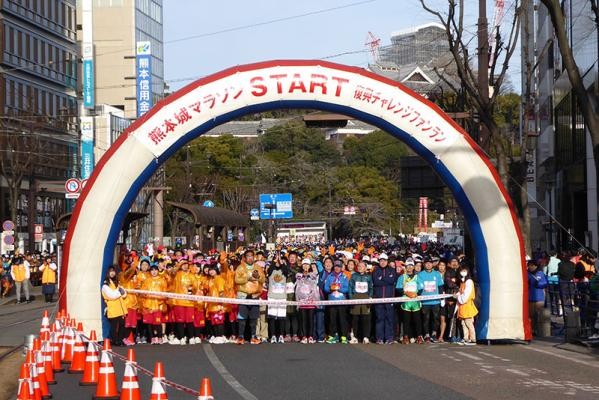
259,193,293,219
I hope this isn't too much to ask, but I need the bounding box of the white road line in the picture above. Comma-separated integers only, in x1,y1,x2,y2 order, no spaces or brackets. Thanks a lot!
519,345,599,369
505,368,529,377
455,351,482,361
202,344,259,400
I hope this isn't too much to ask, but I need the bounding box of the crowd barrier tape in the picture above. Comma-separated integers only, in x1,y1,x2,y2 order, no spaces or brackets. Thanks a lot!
126,289,454,306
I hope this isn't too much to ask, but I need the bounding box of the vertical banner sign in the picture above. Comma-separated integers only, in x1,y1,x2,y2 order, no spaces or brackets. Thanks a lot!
136,41,152,117
82,0,94,108
80,117,94,179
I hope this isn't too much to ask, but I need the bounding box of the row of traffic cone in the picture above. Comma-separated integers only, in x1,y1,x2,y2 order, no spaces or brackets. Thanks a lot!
18,310,215,399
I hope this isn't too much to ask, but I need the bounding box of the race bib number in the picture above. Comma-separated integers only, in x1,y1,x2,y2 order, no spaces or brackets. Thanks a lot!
286,282,295,294
299,284,311,295
271,283,285,294
424,281,436,293
405,281,417,293
355,281,368,293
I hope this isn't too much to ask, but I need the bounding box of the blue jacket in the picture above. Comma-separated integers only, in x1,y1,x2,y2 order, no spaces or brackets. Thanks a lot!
528,270,548,302
372,266,398,298
324,271,349,300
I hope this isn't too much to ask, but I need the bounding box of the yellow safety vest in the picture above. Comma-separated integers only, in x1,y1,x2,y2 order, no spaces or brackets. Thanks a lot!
41,265,56,284
102,282,127,318
12,264,26,282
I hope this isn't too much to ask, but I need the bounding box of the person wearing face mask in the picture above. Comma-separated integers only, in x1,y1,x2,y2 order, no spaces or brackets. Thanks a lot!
101,266,128,346
454,267,478,345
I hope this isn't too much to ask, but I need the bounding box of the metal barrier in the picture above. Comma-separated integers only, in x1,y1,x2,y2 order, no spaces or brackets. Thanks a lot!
547,282,599,340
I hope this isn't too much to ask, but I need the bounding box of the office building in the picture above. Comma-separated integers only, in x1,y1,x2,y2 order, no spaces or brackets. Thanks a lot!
0,0,79,252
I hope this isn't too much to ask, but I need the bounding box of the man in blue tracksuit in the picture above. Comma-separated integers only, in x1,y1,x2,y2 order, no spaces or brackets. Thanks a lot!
372,253,397,344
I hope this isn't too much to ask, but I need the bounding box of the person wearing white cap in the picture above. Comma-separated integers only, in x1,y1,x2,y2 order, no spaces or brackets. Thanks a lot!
295,258,320,344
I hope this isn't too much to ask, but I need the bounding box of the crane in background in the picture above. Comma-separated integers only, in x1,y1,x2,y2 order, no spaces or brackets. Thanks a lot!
364,31,381,63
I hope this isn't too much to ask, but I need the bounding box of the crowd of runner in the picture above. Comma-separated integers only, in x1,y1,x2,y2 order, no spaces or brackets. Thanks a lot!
101,240,482,346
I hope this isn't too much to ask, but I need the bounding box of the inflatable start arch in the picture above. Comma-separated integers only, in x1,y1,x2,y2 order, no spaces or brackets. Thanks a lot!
60,60,530,340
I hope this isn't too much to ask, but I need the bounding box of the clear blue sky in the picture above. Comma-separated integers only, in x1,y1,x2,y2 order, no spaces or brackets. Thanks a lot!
163,0,520,92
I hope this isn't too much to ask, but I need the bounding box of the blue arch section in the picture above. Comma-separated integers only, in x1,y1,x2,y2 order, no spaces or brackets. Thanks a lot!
100,100,490,339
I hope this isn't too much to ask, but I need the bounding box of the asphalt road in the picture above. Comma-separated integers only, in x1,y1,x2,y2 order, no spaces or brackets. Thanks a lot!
3,297,599,399
39,339,599,400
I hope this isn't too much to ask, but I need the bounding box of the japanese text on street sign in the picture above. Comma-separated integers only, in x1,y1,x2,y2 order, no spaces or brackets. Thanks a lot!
136,41,152,117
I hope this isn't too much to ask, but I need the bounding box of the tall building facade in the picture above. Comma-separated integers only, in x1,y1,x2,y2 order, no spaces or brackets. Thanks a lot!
525,0,598,252
0,0,79,252
378,23,450,67
76,0,165,247
78,0,164,119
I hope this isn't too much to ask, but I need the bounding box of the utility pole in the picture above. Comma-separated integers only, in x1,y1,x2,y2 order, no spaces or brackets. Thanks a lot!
478,0,490,148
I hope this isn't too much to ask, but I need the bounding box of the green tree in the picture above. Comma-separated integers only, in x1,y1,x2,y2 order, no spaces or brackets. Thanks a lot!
343,130,409,181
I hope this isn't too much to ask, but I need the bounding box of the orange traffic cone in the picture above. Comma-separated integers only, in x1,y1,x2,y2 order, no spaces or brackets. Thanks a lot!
68,330,86,373
80,331,100,386
149,362,168,400
26,351,43,400
40,337,56,385
50,326,64,373
40,310,50,336
17,363,34,400
198,378,214,400
127,330,135,345
126,348,136,364
93,339,119,400
119,349,140,400
33,343,52,399
61,320,74,364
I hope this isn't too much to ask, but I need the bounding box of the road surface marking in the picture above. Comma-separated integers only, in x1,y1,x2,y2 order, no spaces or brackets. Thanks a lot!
477,351,511,362
455,351,482,361
519,345,599,369
505,368,529,377
202,344,259,400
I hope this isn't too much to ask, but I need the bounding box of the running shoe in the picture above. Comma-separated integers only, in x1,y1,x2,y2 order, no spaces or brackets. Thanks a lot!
180,337,187,345
236,338,245,345
300,337,308,344
308,337,316,344
464,341,477,346
278,335,285,344
284,335,292,343
270,336,277,344
168,338,181,345
250,337,261,345
349,337,359,344
326,336,339,344
363,338,370,344
416,336,424,344
402,336,409,345
139,336,147,344
292,335,301,343
340,336,348,344
376,340,384,345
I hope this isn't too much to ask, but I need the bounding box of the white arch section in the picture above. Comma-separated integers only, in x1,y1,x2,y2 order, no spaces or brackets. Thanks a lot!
60,60,530,340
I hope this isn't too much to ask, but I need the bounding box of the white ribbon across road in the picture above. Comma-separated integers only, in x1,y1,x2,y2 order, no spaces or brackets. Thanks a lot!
127,289,453,306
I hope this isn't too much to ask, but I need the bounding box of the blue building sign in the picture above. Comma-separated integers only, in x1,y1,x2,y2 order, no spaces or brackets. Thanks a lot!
259,193,293,219
82,59,94,108
80,117,94,179
136,41,152,117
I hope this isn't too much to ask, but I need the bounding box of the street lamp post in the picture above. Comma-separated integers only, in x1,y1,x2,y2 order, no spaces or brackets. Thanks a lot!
264,203,276,242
